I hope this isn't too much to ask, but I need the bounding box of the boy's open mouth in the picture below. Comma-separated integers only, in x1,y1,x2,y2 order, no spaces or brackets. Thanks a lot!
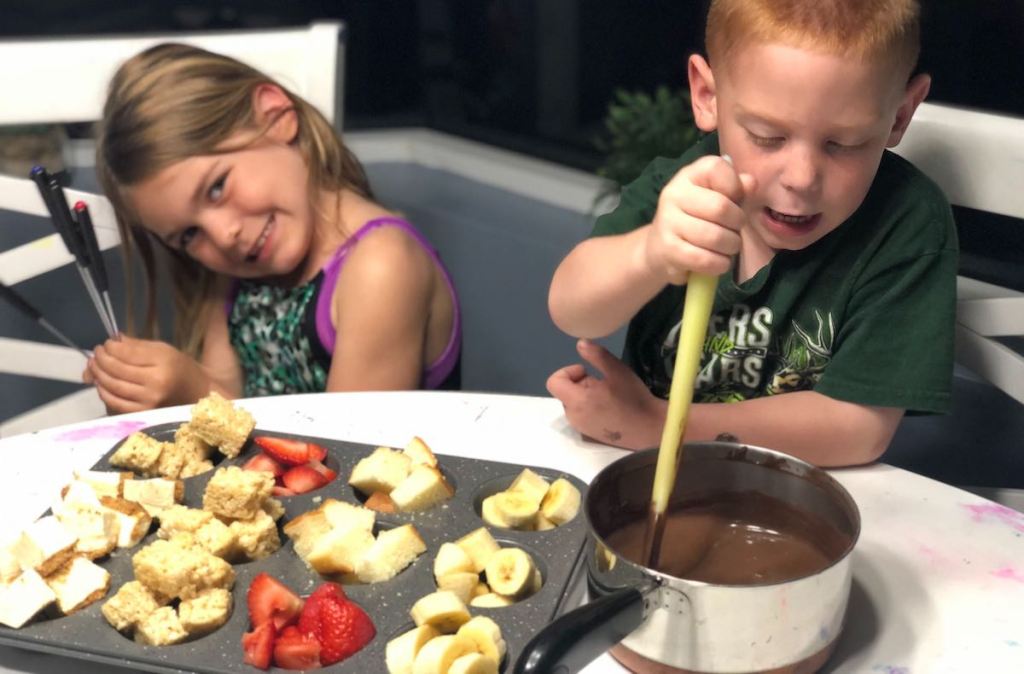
246,215,276,262
763,207,821,236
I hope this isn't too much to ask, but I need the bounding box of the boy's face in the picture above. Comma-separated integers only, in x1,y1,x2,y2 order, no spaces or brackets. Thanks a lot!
689,41,929,253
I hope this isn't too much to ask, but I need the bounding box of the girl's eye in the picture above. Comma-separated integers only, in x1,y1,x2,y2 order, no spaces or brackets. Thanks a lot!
748,132,783,148
207,172,227,201
179,226,199,250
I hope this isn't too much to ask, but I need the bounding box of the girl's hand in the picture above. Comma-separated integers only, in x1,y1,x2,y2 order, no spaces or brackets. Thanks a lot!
83,336,211,414
546,339,667,450
644,155,756,285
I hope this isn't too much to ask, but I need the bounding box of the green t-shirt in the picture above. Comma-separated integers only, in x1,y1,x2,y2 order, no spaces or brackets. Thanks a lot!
593,133,958,413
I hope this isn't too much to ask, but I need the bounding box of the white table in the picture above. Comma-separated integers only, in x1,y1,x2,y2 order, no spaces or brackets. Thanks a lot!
1,391,1022,673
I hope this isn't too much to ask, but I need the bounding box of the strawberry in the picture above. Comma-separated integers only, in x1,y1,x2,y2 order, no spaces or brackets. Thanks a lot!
306,459,337,482
242,452,285,477
272,485,298,497
297,583,347,637
307,442,328,462
254,436,310,466
316,595,376,666
241,621,276,670
273,628,321,670
281,465,330,494
248,573,304,630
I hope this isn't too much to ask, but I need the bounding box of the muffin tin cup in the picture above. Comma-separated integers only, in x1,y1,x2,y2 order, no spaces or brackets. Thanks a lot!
0,423,590,673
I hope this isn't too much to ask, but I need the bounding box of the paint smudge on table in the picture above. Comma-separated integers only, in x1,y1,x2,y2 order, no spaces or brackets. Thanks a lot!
961,503,1024,534
991,567,1024,583
54,420,148,442
872,666,909,674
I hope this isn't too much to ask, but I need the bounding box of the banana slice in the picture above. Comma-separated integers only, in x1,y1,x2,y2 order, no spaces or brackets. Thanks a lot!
484,547,535,598
530,567,543,594
386,624,441,674
480,494,510,528
507,468,550,506
456,615,507,663
455,528,501,573
471,582,490,599
448,653,499,674
491,491,539,529
469,592,514,608
410,590,471,633
534,513,557,531
437,571,480,604
540,478,581,525
412,634,477,674
434,542,476,581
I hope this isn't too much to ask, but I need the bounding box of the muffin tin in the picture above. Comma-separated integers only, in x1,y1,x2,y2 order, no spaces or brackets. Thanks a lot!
0,423,590,673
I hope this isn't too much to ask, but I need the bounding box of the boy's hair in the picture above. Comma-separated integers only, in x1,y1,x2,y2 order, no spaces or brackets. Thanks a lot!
96,43,372,357
706,0,921,81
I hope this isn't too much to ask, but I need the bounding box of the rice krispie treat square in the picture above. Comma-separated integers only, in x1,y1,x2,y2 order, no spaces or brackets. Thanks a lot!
134,606,188,646
109,433,164,475
189,392,254,458
132,539,235,600
202,467,274,520
228,510,281,561
178,587,232,636
101,580,169,632
153,442,187,479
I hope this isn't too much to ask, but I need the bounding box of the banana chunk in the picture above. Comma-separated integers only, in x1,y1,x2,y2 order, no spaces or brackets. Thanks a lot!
540,478,581,525
484,547,536,599
412,634,477,674
410,590,471,633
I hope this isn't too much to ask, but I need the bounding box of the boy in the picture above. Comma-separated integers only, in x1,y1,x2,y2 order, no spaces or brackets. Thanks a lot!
546,0,957,467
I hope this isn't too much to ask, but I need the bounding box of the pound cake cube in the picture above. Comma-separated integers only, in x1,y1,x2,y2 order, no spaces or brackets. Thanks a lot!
320,499,376,532
304,524,376,575
0,569,56,628
99,496,152,548
355,524,427,583
70,469,131,498
349,447,412,494
123,477,184,517
11,516,77,576
203,466,274,520
391,465,455,512
102,580,170,632
178,587,232,636
55,503,119,560
0,548,21,583
282,509,332,558
189,392,255,458
133,539,235,600
45,556,111,615
109,432,165,475
134,606,188,646
228,510,280,561
403,436,439,468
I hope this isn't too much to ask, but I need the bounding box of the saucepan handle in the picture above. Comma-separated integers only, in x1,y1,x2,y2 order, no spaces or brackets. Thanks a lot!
513,586,647,674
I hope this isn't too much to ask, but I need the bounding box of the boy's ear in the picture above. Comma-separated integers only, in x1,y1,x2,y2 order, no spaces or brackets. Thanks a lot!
688,54,718,132
252,83,299,143
886,73,931,147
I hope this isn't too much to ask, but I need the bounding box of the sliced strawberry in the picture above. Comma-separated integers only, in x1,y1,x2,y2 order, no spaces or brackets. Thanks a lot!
306,459,337,482
272,485,298,497
254,436,310,466
281,465,330,494
298,583,347,637
273,628,321,670
241,621,276,670
242,452,285,477
248,573,304,630
316,594,376,666
307,442,328,462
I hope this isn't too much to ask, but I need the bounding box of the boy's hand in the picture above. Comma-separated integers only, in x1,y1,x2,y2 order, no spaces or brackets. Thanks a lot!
645,155,756,284
546,339,666,450
83,336,209,414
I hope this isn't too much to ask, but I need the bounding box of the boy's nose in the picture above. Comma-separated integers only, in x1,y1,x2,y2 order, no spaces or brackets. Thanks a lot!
780,146,821,195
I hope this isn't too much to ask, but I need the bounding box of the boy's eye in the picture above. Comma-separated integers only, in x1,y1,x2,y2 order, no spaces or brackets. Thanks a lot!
747,132,783,148
826,140,864,153
179,226,200,250
207,172,227,201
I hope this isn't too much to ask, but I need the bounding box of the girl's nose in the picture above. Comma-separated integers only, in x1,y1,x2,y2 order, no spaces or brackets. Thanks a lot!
206,213,242,249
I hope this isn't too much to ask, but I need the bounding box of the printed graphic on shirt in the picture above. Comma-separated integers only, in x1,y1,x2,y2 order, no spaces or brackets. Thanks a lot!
656,305,835,402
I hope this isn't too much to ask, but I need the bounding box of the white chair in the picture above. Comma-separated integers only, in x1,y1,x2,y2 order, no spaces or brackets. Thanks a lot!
0,21,345,436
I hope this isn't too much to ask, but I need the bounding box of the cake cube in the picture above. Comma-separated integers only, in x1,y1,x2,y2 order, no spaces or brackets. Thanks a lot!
0,548,21,583
101,580,169,632
45,556,111,615
70,470,131,498
11,516,77,576
304,524,375,575
228,510,280,561
134,606,188,646
355,524,427,583
99,496,152,548
349,447,411,494
0,569,56,628
122,477,184,517
189,392,255,458
320,499,376,532
55,502,119,560
178,587,232,636
391,465,455,512
109,432,165,475
203,466,274,520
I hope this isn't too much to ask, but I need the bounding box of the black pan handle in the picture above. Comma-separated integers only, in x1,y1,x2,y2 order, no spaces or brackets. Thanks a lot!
513,586,647,674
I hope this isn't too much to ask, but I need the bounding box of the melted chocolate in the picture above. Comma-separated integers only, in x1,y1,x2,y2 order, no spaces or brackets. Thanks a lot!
605,491,851,584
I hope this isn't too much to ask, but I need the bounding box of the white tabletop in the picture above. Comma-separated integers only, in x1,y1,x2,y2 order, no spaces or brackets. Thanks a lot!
1,391,1022,673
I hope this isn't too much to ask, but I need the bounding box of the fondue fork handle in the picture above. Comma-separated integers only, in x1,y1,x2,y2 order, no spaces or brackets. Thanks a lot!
513,586,650,674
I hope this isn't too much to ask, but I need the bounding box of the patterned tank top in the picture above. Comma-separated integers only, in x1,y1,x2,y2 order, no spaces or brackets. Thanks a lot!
227,217,461,397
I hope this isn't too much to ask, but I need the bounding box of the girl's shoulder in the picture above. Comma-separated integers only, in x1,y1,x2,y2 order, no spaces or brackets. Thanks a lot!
335,215,435,285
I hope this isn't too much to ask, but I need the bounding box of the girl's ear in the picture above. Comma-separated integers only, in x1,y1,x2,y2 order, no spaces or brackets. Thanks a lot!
252,83,299,143
688,54,718,132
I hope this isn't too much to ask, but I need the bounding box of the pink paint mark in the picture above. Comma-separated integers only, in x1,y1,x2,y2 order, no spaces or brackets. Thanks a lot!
54,421,149,442
872,666,909,674
992,567,1024,583
961,503,1024,534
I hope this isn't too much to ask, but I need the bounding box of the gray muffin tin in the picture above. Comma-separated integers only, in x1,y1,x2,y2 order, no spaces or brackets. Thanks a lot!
0,423,590,673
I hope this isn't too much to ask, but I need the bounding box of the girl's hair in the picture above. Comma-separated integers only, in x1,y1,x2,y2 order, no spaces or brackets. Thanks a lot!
706,0,921,82
96,43,372,357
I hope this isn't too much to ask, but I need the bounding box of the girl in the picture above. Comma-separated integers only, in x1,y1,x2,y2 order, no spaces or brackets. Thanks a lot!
84,44,461,412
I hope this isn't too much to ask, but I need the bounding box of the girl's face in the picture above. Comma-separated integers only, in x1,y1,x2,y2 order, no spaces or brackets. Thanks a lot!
128,92,323,282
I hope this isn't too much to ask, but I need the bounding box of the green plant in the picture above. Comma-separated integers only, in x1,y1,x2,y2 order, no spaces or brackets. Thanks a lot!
593,86,700,205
